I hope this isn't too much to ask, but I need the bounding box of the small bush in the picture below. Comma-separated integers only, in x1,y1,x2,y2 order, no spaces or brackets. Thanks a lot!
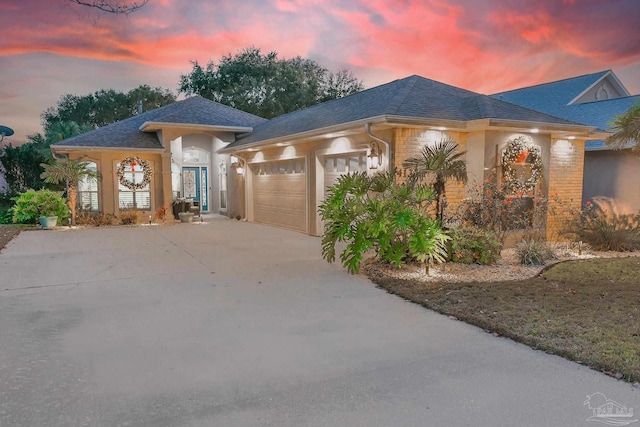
11,189,69,224
448,227,502,265
118,209,140,225
582,211,640,251
516,239,557,266
76,211,115,227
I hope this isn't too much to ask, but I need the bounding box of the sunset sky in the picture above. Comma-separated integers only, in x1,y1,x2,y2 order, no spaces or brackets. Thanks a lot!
1,0,639,143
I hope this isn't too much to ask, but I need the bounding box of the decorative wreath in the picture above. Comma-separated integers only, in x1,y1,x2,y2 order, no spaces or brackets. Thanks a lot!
501,136,543,193
116,156,152,190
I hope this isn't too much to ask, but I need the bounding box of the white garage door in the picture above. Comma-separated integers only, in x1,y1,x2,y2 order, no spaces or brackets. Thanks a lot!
324,152,368,190
252,159,307,232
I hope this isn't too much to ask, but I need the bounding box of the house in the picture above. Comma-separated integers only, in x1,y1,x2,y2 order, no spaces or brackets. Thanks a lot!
492,70,640,214
52,96,266,218
52,75,607,239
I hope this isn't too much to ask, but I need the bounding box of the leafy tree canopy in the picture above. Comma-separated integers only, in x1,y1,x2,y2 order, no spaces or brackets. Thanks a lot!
606,101,640,152
65,0,149,15
179,47,364,118
42,85,176,133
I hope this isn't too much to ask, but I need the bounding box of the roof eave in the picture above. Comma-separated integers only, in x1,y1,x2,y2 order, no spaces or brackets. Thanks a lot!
140,121,254,133
220,116,391,153
51,145,165,154
487,119,609,139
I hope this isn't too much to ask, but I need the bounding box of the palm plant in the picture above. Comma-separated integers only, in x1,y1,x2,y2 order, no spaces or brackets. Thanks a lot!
606,102,640,152
403,137,467,222
40,158,98,225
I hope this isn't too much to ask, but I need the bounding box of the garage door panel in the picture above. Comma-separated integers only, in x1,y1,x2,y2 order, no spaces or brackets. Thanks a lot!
252,162,307,232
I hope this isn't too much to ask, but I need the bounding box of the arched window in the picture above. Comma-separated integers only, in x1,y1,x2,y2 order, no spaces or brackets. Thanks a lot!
78,161,99,211
183,147,209,164
117,159,151,210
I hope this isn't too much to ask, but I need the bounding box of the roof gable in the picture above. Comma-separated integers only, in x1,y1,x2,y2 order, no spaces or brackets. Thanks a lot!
53,96,266,149
491,70,631,111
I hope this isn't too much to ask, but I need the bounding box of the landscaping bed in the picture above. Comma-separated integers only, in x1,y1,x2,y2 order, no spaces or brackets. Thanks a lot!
366,253,640,383
0,225,21,252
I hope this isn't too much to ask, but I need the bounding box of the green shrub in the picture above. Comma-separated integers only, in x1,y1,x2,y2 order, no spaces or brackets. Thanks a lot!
319,171,449,274
516,239,557,266
0,193,13,224
448,227,502,265
11,189,69,224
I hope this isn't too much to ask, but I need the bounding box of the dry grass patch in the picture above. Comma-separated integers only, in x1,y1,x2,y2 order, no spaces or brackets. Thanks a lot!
369,257,640,382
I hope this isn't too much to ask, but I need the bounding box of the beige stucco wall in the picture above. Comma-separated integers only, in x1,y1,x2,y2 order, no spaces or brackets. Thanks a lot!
68,150,165,222
583,149,640,214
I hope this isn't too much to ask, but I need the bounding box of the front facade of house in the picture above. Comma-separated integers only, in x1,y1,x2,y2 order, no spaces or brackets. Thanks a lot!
53,75,608,239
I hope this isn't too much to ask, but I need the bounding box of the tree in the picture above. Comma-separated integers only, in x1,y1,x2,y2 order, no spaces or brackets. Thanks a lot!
403,138,468,222
606,102,640,152
0,134,51,194
179,47,364,118
0,121,95,195
40,158,99,225
42,85,176,132
65,0,149,15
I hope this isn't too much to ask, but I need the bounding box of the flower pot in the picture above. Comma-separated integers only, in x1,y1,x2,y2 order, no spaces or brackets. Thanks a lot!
39,216,58,229
178,212,194,223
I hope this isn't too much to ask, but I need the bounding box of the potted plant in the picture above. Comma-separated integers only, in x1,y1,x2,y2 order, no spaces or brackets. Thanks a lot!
178,211,194,223
11,189,69,229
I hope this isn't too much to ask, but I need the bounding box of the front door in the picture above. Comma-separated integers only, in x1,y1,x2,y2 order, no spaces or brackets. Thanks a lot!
183,166,209,211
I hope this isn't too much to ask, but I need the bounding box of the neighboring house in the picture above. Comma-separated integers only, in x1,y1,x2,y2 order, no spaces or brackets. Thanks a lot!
52,75,606,239
492,70,640,214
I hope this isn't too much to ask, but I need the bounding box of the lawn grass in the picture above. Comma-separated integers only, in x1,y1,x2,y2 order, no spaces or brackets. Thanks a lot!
370,257,640,383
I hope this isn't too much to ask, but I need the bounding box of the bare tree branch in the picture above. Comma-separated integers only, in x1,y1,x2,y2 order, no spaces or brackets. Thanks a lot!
66,0,149,15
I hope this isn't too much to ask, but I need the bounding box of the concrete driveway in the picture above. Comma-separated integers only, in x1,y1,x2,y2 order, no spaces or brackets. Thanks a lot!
0,219,637,426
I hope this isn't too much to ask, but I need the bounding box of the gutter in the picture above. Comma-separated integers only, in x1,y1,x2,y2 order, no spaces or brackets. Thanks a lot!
365,123,392,171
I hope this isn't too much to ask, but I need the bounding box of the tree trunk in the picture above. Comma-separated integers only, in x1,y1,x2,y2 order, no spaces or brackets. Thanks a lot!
68,185,77,226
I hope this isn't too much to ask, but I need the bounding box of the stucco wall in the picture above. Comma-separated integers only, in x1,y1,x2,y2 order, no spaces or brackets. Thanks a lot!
68,150,164,222
583,149,640,214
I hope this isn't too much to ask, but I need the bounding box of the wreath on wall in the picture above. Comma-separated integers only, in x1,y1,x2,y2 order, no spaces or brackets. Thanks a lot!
116,156,152,190
501,136,543,193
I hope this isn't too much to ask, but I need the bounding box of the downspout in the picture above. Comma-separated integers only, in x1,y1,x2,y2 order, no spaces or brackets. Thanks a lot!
365,123,392,171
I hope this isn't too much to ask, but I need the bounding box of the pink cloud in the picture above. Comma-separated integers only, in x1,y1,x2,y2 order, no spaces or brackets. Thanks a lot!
0,0,638,142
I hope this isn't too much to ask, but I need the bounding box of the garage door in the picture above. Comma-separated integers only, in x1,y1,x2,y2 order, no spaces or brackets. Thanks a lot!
324,152,368,190
252,159,307,232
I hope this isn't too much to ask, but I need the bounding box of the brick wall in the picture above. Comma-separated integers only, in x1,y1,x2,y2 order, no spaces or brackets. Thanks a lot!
546,138,585,241
393,128,468,219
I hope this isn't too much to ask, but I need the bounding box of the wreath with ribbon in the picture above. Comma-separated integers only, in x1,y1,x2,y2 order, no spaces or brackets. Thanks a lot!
501,136,543,193
117,156,152,190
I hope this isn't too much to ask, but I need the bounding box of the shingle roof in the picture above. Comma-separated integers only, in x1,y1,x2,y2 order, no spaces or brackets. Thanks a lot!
228,75,580,148
491,70,610,112
490,70,639,150
53,96,266,149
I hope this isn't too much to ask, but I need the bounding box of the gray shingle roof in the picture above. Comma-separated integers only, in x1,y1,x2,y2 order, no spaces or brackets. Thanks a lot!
228,75,581,148
491,70,610,111
53,96,266,149
490,70,639,150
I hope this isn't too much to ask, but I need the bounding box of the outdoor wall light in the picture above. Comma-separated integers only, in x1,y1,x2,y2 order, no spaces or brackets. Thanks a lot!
368,140,382,170
231,156,245,175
